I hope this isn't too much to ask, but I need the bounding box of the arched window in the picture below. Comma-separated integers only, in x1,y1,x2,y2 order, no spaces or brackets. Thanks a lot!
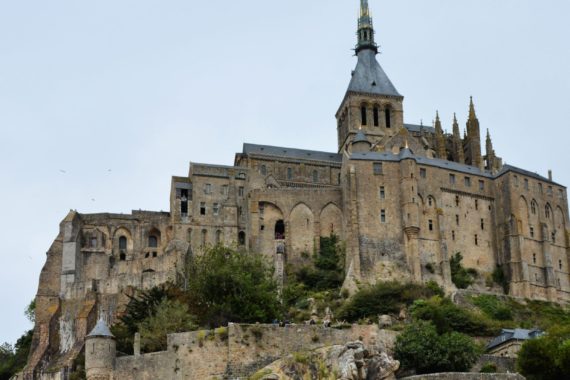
201,229,208,247
275,220,285,240
260,165,267,176
545,205,551,219
373,106,380,127
361,105,367,126
531,201,537,215
148,235,158,248
215,230,222,245
238,231,246,246
119,236,127,251
312,170,319,183
384,108,391,128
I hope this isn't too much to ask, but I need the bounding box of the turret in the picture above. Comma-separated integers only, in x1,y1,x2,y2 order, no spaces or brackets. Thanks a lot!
85,319,116,380
485,129,496,171
351,131,372,153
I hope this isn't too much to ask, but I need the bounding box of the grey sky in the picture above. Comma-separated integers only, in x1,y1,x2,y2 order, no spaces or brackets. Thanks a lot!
1,0,569,344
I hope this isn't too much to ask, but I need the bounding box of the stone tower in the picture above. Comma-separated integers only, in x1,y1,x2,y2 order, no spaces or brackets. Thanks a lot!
336,0,404,153
85,319,116,380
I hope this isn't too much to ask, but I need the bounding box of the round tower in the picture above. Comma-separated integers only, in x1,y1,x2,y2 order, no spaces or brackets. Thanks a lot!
351,131,372,153
85,319,116,380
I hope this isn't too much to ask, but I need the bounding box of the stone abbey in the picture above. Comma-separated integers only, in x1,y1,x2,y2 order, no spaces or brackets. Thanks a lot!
22,0,569,378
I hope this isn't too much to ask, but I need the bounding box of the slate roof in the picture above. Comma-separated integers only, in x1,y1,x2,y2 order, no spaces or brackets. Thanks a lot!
243,143,342,164
347,49,401,97
353,131,370,143
405,123,436,134
487,329,544,351
87,319,114,338
350,150,493,178
498,164,563,187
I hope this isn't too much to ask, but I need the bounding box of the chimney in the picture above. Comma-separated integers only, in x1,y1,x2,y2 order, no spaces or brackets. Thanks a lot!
548,170,553,181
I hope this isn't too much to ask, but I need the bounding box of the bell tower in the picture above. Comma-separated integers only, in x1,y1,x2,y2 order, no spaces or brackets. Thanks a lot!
336,0,404,153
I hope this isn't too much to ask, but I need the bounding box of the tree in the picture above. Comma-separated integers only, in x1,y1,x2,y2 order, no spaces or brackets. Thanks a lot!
295,235,345,291
186,245,281,326
395,321,479,374
25,299,36,324
517,326,570,380
450,253,477,289
138,299,197,352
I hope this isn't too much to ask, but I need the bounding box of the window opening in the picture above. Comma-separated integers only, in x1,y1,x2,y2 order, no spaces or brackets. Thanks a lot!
373,106,379,126
381,210,386,223
275,220,285,239
148,235,158,248
450,174,456,185
373,162,383,175
428,220,434,231
238,231,246,246
380,187,385,199
213,203,220,216
384,109,391,128
312,170,319,183
200,202,206,215
420,168,427,178
464,177,471,187
287,167,293,180
361,105,367,126
260,165,267,176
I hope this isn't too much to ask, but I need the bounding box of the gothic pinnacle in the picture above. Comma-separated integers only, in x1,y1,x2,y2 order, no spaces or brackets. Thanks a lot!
356,0,378,54
469,96,477,120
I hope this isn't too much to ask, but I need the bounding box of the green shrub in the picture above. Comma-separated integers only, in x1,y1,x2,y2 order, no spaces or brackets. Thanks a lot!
295,235,345,291
517,325,570,380
411,296,498,336
480,362,497,373
394,321,480,374
337,282,439,322
450,253,476,289
492,265,509,293
471,295,513,321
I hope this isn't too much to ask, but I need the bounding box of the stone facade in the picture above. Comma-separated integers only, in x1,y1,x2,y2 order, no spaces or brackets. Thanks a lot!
21,0,569,378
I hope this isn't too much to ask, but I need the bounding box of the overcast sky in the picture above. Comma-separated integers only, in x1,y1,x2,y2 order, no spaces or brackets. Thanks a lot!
1,0,569,345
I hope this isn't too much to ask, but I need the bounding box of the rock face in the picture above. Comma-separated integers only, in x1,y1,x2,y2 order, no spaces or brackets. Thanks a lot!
252,340,399,380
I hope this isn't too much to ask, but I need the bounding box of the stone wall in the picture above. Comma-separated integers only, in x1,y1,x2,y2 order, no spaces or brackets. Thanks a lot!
402,373,525,380
110,324,394,380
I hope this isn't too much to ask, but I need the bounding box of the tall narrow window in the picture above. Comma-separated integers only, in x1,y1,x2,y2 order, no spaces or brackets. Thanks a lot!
275,220,285,239
559,260,563,270
148,236,158,248
238,231,246,246
204,183,212,194
420,168,427,179
312,170,319,183
456,215,460,226
481,219,485,230
455,195,460,207
200,202,206,215
428,220,434,231
545,206,551,219
221,185,229,196
213,203,220,216
201,229,207,248
539,183,543,193
533,253,537,264
464,177,471,187
238,187,244,197
530,227,535,238
361,105,367,126
449,174,456,185
479,180,485,191
287,167,293,180
373,106,380,126
380,186,385,199
373,162,383,175
452,230,456,241
187,229,192,243
524,179,529,190
384,109,391,128
475,234,479,246
215,230,222,245
119,236,127,251
475,199,479,210
380,210,386,223
531,201,537,215
260,165,267,176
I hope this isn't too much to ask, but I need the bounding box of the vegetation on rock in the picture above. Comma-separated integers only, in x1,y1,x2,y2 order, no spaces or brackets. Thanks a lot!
450,252,477,289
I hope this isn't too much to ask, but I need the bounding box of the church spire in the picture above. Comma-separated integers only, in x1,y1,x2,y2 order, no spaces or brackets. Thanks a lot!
435,111,446,159
452,113,465,164
356,0,378,54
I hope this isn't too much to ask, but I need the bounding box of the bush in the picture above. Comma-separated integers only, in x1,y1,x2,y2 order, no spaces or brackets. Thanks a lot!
517,325,570,380
450,253,476,289
295,235,345,291
186,245,281,327
337,282,439,322
471,295,513,321
138,299,197,352
480,362,497,373
492,266,509,293
0,330,33,380
394,321,480,374
411,296,498,336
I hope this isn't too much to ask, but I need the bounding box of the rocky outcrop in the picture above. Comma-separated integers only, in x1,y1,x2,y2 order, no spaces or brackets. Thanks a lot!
250,340,399,380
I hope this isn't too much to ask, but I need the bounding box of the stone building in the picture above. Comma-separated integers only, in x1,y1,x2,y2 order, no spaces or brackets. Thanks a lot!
22,0,569,378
